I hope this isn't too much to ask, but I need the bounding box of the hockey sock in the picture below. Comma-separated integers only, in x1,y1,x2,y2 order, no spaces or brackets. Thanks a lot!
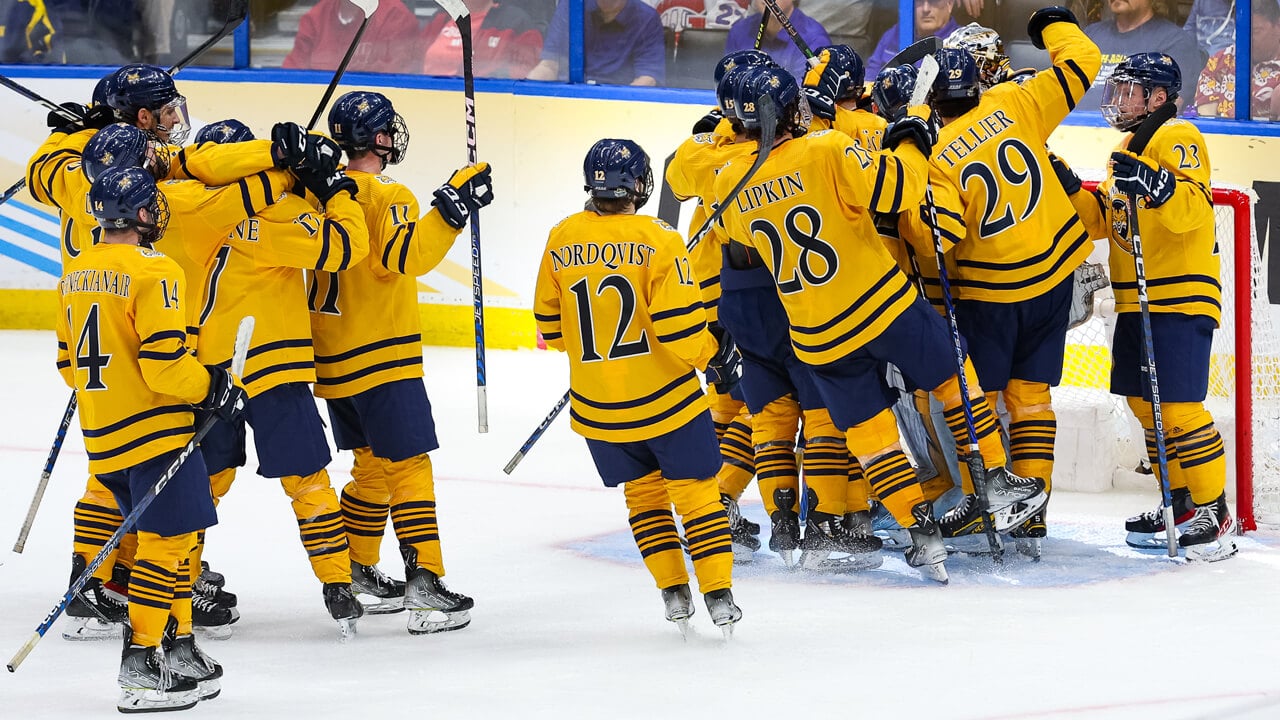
716,408,756,500
1005,379,1056,491
940,396,1005,494
1137,399,1226,505
281,470,351,584
209,467,236,504
846,457,871,514
914,390,956,503
74,476,124,582
624,472,689,590
865,451,926,528
753,396,801,515
1127,396,1189,493
340,447,391,567
188,530,205,593
801,408,848,516
708,385,744,442
668,477,733,593
172,556,193,636
129,531,195,647
386,452,444,575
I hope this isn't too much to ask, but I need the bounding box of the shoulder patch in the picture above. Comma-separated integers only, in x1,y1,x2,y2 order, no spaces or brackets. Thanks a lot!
809,129,834,138
136,247,164,258
651,218,677,232
375,174,398,185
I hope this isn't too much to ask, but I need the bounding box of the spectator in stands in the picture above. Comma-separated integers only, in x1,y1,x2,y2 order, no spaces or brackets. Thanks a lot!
805,0,875,56
421,0,543,78
1184,0,1235,56
527,0,665,85
865,0,960,77
1082,0,1205,110
1193,0,1280,119
283,0,420,75
725,0,831,81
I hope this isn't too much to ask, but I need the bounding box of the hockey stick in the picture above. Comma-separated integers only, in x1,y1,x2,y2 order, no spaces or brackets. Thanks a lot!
167,0,247,74
11,391,77,554
754,1,771,49
503,391,570,474
886,36,940,69
306,0,380,131
759,0,816,66
7,317,254,673
1125,101,1180,557
434,0,489,433
911,55,1004,561
0,75,83,122
687,92,779,252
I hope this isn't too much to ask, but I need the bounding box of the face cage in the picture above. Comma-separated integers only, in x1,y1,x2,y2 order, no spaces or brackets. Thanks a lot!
975,53,1012,90
1100,79,1150,131
153,96,190,146
793,93,813,136
138,191,170,247
375,114,410,166
144,134,172,181
632,166,655,210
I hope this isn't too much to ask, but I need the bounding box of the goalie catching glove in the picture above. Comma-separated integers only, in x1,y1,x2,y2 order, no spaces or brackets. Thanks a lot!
1110,150,1175,208
432,162,495,230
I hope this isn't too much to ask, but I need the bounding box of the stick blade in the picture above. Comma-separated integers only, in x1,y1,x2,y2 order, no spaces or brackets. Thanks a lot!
350,0,380,18
909,54,939,107
886,36,939,69
433,0,469,20
231,316,255,377
224,0,248,22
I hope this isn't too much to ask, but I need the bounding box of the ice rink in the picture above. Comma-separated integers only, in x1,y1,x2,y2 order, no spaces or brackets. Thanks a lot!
2,329,1279,719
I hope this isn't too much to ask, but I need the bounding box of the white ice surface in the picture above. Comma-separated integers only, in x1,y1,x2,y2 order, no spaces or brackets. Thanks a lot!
1,329,1279,719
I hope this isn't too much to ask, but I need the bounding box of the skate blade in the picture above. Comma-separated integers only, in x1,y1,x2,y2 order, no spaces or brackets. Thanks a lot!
1185,537,1239,563
874,528,912,549
945,533,1005,556
197,679,221,701
1126,532,1182,551
118,687,200,713
194,623,234,641
720,623,734,640
800,550,884,573
1014,537,1042,561
356,595,406,615
407,609,471,635
917,561,949,584
731,543,757,564
777,549,797,568
62,617,122,641
336,617,359,641
674,618,691,641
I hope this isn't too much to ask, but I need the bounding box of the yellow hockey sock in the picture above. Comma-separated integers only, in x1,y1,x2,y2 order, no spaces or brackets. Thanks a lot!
340,447,391,567
624,472,688,590
716,408,756,499
865,451,926,527
74,476,123,582
667,477,733,593
281,470,351,584
386,453,444,575
1127,396,1188,493
1161,401,1227,505
172,556,193,636
753,396,801,515
1005,379,1056,492
801,408,849,516
128,531,194,647
846,457,871,514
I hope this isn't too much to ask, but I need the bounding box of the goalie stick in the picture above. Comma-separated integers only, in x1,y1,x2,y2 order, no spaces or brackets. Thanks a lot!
8,317,254,673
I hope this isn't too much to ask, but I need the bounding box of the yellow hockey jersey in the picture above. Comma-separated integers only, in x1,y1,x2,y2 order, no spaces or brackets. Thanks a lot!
196,191,370,396
811,105,887,151
1074,120,1218,323
715,128,927,366
930,21,1101,304
56,243,210,474
310,171,463,399
534,210,718,442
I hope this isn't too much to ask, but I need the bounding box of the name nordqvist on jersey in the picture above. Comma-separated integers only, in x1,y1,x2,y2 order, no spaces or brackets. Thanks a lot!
549,241,657,271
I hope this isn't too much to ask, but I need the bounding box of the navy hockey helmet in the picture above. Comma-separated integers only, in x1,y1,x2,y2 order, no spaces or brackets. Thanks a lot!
195,119,255,145
327,91,409,165
731,64,811,136
92,71,117,107
871,63,918,120
81,123,170,184
943,23,1011,90
107,64,190,144
89,166,169,246
583,138,654,210
714,49,771,84
1101,53,1182,131
814,44,866,101
930,48,981,117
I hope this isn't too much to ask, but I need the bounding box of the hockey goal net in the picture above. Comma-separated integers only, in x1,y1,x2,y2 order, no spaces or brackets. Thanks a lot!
1055,181,1280,531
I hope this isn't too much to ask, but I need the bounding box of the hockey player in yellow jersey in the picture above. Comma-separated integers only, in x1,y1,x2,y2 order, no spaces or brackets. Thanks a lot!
57,167,245,712
924,9,1101,555
801,44,885,149
312,91,492,634
1056,53,1236,561
535,139,743,634
186,120,375,634
715,64,1046,583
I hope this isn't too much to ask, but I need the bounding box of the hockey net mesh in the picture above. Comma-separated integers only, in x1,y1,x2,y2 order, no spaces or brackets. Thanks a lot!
1058,181,1280,529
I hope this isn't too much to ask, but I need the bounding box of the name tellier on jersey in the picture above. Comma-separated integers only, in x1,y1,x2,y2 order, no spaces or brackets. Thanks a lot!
936,110,1016,168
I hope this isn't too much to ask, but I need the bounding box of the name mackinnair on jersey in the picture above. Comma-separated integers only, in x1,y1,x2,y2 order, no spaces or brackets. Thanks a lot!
935,110,1015,168
60,269,133,298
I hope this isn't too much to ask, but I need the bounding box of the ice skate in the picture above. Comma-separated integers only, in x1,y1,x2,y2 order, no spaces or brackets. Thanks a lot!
939,494,1003,555
117,630,200,713
869,501,911,548
198,561,225,589
193,574,236,608
1179,494,1239,562
1009,504,1047,561
322,583,364,640
721,494,761,563
1125,487,1196,549
661,583,694,639
769,488,801,567
192,589,239,641
63,554,127,641
404,568,473,635
163,630,222,701
905,502,949,584
703,588,741,639
982,467,1046,511
799,511,883,572
993,490,1048,533
350,562,407,615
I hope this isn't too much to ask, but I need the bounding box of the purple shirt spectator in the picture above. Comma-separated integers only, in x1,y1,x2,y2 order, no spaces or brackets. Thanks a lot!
866,17,960,77
725,9,831,82
538,0,666,84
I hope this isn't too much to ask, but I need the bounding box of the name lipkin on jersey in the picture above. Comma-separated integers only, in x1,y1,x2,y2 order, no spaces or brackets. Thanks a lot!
935,110,1016,168
59,269,132,298
548,241,657,271
733,171,805,213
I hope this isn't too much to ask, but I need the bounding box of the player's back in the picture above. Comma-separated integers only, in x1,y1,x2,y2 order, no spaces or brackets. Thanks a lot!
535,211,715,443
56,243,207,474
26,129,99,266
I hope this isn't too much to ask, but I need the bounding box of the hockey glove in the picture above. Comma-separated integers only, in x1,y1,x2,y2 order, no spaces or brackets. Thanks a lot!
802,87,837,122
705,326,743,394
1110,150,1175,207
1028,6,1078,50
692,108,724,134
802,48,844,122
271,122,309,169
295,167,358,203
1048,151,1081,195
200,366,247,422
302,134,344,175
882,113,937,155
46,102,88,134
432,162,494,230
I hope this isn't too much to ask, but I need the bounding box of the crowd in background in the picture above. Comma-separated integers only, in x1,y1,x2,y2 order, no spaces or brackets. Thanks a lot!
1,0,1278,119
